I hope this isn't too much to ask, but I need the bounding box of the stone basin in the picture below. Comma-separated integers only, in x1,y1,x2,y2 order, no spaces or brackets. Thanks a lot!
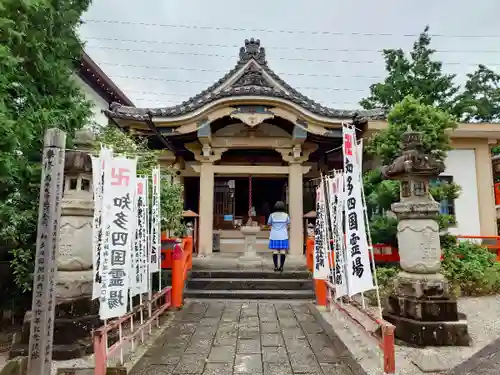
240,225,261,235
237,225,263,268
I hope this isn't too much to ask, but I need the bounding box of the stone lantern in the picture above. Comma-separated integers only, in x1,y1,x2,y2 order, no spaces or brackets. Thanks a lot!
11,129,100,360
380,128,470,347
53,129,99,359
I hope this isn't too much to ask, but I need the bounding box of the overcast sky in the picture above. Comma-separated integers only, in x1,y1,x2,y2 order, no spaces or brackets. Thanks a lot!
79,0,500,110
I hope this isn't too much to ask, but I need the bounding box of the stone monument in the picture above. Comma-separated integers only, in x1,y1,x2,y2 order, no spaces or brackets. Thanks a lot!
11,129,100,360
380,128,470,346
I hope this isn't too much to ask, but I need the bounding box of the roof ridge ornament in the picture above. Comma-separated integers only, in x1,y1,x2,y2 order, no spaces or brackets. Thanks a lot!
239,38,267,65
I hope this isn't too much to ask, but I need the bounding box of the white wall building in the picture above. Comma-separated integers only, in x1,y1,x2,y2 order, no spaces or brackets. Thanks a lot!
441,149,481,236
76,52,134,126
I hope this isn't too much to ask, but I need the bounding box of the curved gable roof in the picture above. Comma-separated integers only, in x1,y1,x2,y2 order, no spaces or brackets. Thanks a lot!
104,38,385,122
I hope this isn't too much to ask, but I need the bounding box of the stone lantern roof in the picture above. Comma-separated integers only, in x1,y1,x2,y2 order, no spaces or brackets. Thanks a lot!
381,127,445,179
64,129,94,174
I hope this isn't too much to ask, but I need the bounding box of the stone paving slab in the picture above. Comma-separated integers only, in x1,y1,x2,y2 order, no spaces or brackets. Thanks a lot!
130,300,355,375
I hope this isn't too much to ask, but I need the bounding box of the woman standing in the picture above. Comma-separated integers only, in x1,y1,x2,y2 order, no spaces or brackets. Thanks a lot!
267,201,290,272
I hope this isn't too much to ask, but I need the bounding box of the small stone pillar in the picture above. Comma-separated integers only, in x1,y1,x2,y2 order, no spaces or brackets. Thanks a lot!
381,128,470,346
10,129,100,360
238,217,263,268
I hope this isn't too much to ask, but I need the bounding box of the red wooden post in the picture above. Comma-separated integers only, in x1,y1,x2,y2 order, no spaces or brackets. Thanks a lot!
382,323,396,374
93,331,106,375
314,279,328,306
171,241,184,308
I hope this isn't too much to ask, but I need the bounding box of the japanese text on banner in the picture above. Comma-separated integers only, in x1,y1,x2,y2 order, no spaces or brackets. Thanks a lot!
91,147,112,300
342,125,374,296
150,168,161,273
313,181,330,280
328,174,348,298
133,177,149,295
99,157,137,320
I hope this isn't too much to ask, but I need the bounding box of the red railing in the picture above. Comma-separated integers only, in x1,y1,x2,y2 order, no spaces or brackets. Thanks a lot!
172,237,193,308
308,236,395,373
93,236,193,374
324,285,396,374
93,287,172,375
455,235,500,261
494,182,500,205
305,238,399,270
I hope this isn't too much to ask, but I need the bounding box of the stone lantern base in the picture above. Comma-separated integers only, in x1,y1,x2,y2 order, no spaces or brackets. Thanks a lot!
10,272,102,360
382,271,471,347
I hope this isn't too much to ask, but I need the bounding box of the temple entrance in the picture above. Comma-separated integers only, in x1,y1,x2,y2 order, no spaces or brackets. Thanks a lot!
213,176,287,230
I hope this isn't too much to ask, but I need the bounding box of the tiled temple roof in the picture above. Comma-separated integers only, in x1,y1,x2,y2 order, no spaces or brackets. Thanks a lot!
104,38,385,122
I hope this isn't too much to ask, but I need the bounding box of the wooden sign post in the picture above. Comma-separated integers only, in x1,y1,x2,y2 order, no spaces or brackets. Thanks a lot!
27,128,66,375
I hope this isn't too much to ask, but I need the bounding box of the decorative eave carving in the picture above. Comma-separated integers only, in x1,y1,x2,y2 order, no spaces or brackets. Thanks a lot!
229,106,275,127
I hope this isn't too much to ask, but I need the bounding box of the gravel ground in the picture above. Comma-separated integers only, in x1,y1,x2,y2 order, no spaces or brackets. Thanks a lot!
396,295,500,374
329,295,500,375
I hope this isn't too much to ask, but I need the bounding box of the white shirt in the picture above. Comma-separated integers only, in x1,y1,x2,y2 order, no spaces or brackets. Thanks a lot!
268,212,290,241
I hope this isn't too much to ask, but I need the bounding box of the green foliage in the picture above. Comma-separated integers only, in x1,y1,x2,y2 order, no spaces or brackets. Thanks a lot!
442,241,500,296
360,26,500,123
367,265,399,305
369,215,398,247
95,126,185,236
360,26,459,113
366,96,457,165
453,65,500,123
363,169,399,221
0,0,92,291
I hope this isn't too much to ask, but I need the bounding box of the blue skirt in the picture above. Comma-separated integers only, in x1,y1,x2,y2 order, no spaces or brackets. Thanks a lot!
269,239,289,250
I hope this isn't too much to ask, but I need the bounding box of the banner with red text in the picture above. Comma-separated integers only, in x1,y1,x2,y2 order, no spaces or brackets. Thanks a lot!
99,157,137,320
342,124,374,296
150,167,161,273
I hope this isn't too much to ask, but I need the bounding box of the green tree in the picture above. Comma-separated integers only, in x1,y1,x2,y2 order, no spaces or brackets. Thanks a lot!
95,126,185,236
365,97,460,244
454,65,500,124
359,26,497,245
360,26,500,124
367,96,457,165
360,26,460,113
0,0,92,292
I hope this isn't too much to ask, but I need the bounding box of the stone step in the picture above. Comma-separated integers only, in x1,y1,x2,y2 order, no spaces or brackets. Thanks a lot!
187,278,313,291
189,269,311,280
184,289,315,300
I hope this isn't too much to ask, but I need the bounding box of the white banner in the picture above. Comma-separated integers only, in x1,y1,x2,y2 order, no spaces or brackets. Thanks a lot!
99,157,137,320
328,174,349,298
313,180,330,280
133,177,149,295
150,168,161,273
91,147,113,300
342,124,374,296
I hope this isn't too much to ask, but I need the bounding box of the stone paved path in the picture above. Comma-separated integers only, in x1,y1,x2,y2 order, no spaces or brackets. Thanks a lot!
131,300,355,375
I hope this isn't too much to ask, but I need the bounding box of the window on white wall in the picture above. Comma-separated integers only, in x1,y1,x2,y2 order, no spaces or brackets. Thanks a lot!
430,176,455,216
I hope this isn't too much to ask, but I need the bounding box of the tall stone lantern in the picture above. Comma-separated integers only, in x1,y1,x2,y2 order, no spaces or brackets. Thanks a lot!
381,128,470,347
52,128,100,358
11,129,99,360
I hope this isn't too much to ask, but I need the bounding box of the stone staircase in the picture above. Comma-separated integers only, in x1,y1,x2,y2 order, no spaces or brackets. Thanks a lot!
184,270,315,300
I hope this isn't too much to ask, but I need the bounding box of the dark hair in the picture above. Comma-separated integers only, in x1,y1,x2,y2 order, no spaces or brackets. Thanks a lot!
274,201,286,212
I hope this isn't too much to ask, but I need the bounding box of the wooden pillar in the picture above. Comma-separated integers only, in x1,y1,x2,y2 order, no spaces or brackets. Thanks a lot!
288,161,304,257
198,161,214,256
